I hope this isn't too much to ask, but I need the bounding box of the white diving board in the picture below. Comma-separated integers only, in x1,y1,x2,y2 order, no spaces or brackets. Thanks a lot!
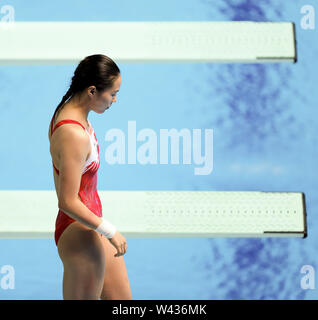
0,21,297,65
0,191,307,239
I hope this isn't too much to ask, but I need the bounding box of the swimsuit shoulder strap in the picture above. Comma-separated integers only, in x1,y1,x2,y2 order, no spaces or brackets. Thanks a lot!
50,114,86,137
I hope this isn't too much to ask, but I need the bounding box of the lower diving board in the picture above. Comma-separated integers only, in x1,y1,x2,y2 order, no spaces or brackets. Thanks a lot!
0,191,307,239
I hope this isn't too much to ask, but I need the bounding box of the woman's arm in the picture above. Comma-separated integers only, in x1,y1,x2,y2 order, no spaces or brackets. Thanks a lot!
55,125,103,230
54,124,124,255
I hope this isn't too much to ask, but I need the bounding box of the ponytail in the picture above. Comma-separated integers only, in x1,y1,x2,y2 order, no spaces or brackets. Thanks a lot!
52,87,73,121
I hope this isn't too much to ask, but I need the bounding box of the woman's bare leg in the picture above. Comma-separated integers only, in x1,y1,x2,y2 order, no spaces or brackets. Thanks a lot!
100,234,132,300
57,221,106,300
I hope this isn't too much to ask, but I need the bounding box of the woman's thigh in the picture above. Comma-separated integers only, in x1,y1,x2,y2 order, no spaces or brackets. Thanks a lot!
57,221,106,300
100,235,132,300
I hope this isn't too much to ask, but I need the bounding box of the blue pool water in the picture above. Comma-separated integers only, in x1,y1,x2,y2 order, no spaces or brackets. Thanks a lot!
0,0,317,299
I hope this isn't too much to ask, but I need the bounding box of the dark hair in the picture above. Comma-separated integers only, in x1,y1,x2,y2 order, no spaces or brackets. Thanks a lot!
52,54,120,120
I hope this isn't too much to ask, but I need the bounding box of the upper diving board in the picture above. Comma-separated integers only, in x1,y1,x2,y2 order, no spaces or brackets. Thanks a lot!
0,21,297,65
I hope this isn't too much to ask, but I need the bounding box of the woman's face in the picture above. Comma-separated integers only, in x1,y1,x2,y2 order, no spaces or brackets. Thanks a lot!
92,74,122,113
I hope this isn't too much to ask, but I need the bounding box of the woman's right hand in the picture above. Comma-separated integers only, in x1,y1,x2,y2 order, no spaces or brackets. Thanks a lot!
108,231,128,257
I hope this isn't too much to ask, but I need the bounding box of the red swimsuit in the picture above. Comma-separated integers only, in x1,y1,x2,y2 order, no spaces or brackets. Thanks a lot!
49,114,103,246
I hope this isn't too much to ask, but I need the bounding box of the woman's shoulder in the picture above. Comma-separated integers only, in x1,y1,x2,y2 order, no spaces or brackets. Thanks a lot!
49,118,91,155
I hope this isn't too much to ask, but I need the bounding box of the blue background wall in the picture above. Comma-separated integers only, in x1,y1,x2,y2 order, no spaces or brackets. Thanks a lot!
0,0,317,299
